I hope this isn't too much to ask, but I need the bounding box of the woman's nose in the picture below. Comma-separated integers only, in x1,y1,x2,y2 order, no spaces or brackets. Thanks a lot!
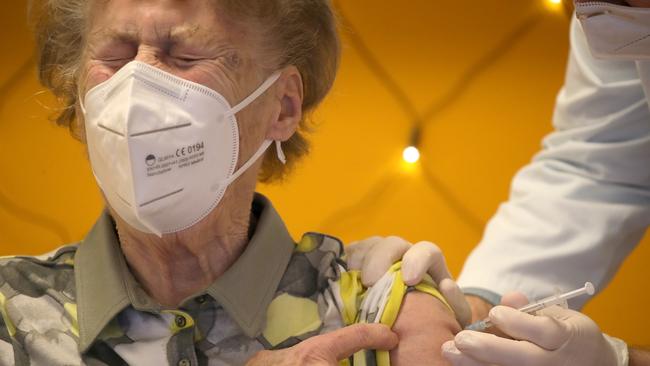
133,45,162,65
131,46,176,74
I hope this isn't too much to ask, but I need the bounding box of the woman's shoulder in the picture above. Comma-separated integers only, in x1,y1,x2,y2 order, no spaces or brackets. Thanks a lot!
0,244,82,365
0,244,79,288
279,232,345,294
0,243,80,313
0,244,79,266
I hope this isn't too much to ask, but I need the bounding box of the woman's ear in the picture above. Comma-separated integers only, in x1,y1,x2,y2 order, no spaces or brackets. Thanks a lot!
266,66,303,141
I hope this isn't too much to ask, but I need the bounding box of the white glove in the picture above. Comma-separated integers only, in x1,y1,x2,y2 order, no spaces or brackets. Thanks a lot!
345,236,472,327
441,300,629,366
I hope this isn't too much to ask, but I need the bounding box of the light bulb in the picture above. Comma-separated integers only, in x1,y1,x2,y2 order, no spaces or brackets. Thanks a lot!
544,0,562,12
402,146,420,164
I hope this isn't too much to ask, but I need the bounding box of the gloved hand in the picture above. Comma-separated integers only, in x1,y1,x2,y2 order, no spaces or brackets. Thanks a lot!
346,236,472,327
441,294,629,366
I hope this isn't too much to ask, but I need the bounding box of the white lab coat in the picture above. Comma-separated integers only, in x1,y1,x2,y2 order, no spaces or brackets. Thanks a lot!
457,17,650,309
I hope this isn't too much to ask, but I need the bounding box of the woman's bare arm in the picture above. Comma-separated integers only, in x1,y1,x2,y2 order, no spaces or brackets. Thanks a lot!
391,292,461,365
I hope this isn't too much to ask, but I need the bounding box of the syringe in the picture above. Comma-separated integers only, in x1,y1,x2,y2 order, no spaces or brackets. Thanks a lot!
465,282,596,332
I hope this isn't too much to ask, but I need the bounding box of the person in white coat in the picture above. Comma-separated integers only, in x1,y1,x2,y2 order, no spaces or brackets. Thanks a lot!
351,1,650,365
444,1,650,364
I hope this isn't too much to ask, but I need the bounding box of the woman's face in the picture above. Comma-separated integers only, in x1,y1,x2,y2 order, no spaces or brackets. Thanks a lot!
82,0,261,107
80,0,280,184
80,0,284,236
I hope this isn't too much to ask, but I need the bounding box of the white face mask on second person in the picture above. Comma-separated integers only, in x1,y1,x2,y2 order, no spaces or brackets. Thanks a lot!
576,1,650,60
576,1,650,104
81,61,286,237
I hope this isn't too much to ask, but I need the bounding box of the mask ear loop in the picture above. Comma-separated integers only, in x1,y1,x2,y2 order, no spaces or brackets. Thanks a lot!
276,141,286,164
229,71,287,169
227,71,287,166
213,138,287,190
79,96,87,116
211,139,275,191
211,72,287,192
228,72,282,116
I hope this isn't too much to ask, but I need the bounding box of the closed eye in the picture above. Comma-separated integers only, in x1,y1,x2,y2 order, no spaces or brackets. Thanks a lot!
177,57,204,62
171,56,207,68
100,58,133,69
102,58,134,63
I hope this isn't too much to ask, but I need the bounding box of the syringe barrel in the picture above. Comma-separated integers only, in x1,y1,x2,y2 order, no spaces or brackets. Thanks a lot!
518,302,548,314
516,293,561,313
517,283,592,314
464,283,594,332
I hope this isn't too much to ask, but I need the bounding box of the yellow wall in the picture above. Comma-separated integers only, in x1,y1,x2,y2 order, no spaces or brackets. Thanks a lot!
1,0,648,345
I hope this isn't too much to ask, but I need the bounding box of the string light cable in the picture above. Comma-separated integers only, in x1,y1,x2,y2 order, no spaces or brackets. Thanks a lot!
322,0,561,233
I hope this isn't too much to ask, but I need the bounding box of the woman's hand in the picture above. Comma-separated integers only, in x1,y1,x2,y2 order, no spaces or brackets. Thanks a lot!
246,323,398,365
346,236,472,327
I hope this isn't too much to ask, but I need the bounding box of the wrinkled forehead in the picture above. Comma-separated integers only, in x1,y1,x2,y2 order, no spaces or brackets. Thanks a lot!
86,0,246,46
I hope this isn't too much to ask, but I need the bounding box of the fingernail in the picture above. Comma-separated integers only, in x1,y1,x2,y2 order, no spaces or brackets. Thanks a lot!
441,341,461,355
489,307,503,322
402,270,415,285
455,331,476,347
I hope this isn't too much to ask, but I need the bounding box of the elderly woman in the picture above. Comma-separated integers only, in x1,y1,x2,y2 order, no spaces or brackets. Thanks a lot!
0,0,461,365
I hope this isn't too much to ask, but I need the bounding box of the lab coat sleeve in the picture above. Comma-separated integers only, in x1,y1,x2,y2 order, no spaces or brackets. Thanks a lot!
457,17,650,309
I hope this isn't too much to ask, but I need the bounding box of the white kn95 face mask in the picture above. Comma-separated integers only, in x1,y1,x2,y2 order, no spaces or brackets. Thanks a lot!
576,1,650,60
575,1,650,114
81,61,285,236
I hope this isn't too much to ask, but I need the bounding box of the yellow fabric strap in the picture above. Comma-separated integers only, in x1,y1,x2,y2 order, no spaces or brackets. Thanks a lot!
0,292,16,337
341,262,454,366
339,270,365,326
375,262,451,365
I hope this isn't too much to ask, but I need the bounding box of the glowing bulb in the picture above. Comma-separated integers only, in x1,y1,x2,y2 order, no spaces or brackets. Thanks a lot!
402,146,420,164
544,0,562,11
